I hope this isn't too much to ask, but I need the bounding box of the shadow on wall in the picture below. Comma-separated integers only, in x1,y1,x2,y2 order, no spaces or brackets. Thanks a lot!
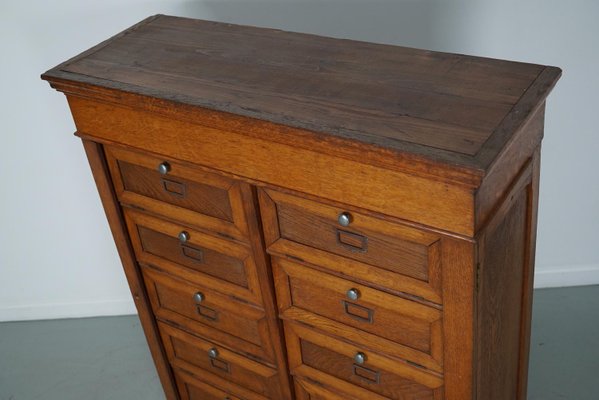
178,0,483,54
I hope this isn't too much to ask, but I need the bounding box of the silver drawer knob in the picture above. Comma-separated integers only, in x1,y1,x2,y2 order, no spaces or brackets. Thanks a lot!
337,212,352,227
193,292,205,304
157,162,171,175
208,347,219,358
178,231,190,243
354,352,366,364
346,288,361,301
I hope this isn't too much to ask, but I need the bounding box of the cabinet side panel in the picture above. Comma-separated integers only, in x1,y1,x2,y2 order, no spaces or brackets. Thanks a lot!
476,165,534,400
82,139,179,400
517,148,541,400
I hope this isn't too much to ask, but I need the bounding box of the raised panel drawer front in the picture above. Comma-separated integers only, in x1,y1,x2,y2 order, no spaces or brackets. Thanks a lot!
173,367,267,400
124,207,263,305
141,265,275,365
159,322,283,399
285,321,444,400
259,188,443,303
105,145,250,241
294,376,392,400
274,258,443,372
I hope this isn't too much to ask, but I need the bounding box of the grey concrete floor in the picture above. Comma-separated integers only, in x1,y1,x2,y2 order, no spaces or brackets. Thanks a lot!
0,285,597,400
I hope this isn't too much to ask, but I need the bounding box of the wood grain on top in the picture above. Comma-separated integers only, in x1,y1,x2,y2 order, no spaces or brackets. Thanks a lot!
43,15,560,173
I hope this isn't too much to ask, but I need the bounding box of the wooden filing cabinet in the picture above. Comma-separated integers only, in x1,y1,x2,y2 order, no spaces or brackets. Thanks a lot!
42,14,561,400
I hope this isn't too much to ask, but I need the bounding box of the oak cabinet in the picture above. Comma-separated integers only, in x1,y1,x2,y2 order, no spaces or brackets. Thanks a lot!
42,14,560,400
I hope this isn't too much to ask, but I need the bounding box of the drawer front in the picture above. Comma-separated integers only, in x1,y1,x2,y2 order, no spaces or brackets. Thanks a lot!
159,322,282,398
142,265,275,364
259,188,443,303
285,322,444,400
294,377,389,400
125,208,262,304
173,367,267,400
274,258,443,370
106,145,250,241
294,378,345,400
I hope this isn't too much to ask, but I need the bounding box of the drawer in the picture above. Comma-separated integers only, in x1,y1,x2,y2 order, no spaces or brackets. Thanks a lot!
294,377,343,400
284,322,444,400
274,258,443,371
259,188,443,303
141,265,275,365
125,208,262,304
294,377,388,400
173,367,267,400
105,145,250,241
159,322,284,399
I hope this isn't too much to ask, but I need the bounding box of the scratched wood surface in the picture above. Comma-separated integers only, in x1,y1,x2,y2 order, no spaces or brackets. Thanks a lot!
42,14,560,173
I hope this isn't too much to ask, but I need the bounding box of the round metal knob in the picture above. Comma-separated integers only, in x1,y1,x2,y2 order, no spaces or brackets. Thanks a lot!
346,288,361,301
178,231,190,243
354,352,366,365
208,347,219,358
337,212,352,227
157,162,171,175
193,292,205,304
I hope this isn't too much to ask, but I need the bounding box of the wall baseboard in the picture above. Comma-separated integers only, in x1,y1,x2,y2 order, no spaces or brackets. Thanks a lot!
534,263,599,289
0,298,136,322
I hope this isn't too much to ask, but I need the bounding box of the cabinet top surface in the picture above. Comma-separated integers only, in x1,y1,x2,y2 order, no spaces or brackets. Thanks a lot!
43,14,560,178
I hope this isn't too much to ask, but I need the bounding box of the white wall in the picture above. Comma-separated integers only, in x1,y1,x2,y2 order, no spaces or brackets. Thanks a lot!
1,0,598,321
